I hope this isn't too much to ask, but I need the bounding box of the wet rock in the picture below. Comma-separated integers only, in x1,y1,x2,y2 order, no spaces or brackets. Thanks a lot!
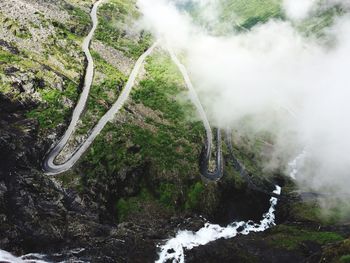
185,232,304,263
0,39,20,55
0,95,185,261
4,66,19,75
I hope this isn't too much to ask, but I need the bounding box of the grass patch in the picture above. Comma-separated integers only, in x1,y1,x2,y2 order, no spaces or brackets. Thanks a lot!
220,0,282,30
116,197,139,221
0,49,21,64
27,80,78,129
74,51,126,135
185,182,204,210
321,239,350,263
288,198,350,225
289,201,323,222
95,0,152,59
158,183,181,210
114,181,207,221
298,6,344,36
115,188,154,221
0,47,82,132
269,225,344,250
65,4,91,37
78,51,205,218
341,255,350,263
133,54,188,121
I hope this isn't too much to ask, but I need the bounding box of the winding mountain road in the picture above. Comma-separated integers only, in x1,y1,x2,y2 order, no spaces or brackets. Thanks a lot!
43,0,157,175
167,47,223,180
43,0,104,174
43,0,219,178
167,47,213,153
43,0,282,189
199,128,223,181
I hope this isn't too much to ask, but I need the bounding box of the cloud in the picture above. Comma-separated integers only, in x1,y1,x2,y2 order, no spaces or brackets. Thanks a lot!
137,0,196,48
137,0,350,215
282,0,317,20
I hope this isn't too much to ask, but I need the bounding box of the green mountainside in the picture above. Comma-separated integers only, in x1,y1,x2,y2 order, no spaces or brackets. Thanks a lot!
0,0,349,262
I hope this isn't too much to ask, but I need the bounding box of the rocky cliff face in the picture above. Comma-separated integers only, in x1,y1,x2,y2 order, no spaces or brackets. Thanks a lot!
1,0,349,262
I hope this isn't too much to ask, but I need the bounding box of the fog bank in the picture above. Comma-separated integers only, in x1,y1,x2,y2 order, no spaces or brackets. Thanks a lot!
137,0,350,214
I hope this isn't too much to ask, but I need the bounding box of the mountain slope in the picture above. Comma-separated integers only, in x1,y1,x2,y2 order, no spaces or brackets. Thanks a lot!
0,0,349,262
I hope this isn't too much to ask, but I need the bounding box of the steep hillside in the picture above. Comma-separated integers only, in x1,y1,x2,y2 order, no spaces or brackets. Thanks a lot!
0,0,258,260
0,0,349,262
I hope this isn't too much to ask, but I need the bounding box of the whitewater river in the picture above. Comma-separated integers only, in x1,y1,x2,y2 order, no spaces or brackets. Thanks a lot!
156,185,281,263
0,250,50,263
0,186,281,263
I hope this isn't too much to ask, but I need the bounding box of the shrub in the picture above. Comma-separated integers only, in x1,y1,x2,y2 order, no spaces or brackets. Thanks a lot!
341,255,350,263
185,182,204,210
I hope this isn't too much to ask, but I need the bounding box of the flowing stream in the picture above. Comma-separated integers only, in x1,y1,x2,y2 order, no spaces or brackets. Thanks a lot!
288,149,306,180
0,186,281,263
0,248,89,263
0,250,50,263
155,185,282,263
0,185,281,263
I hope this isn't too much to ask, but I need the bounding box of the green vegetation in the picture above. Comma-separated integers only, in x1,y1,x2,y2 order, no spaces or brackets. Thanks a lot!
341,255,350,263
27,80,78,129
298,6,345,38
95,0,152,59
115,188,154,221
116,197,139,221
0,16,32,39
76,48,280,221
185,182,205,210
229,137,267,179
287,196,350,225
222,147,246,190
133,55,186,119
0,49,19,94
0,49,20,64
219,0,282,30
113,181,206,221
43,30,84,76
78,51,206,220
0,45,81,131
320,239,350,263
158,183,181,209
74,51,126,135
269,225,344,250
0,5,87,133
289,200,323,222
187,0,283,33
0,83,12,94
65,4,91,37
131,53,204,170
